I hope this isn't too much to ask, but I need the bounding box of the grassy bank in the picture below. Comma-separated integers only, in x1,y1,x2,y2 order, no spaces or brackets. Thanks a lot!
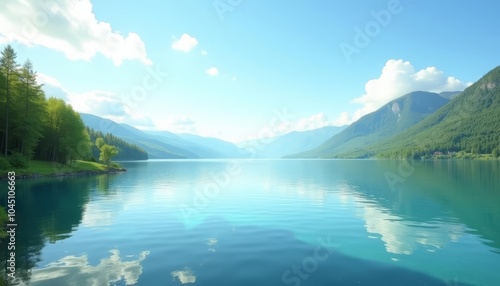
1,160,125,179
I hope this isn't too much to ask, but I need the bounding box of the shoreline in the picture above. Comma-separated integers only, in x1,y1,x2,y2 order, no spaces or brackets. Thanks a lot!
0,160,127,180
3,168,127,180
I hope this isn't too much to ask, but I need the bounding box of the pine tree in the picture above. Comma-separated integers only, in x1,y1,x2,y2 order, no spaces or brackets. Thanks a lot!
0,45,19,157
16,59,45,158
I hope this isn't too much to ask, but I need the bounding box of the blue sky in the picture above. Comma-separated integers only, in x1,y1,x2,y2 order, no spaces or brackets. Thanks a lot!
1,0,499,142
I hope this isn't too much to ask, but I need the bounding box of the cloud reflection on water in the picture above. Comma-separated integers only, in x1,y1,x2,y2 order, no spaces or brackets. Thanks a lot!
334,182,467,255
206,237,218,252
171,267,197,284
25,249,149,286
359,202,465,255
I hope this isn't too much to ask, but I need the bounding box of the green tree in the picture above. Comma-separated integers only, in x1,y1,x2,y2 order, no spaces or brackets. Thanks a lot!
15,59,46,158
493,147,499,158
38,98,91,163
95,137,105,149
95,137,119,166
61,106,91,165
87,127,147,160
99,144,119,166
0,45,19,157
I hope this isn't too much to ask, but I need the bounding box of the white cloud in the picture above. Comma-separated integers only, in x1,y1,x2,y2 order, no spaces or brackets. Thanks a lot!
37,73,65,89
70,90,128,116
0,0,151,66
201,50,208,55
37,73,71,100
38,73,127,116
37,73,155,128
171,34,198,52
106,114,156,129
36,73,72,102
334,59,471,124
295,113,330,131
156,116,198,134
332,111,352,126
205,67,219,76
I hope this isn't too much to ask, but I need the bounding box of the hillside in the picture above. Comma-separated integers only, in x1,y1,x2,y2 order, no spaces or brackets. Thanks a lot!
369,65,500,158
86,127,148,161
291,91,450,158
439,91,462,100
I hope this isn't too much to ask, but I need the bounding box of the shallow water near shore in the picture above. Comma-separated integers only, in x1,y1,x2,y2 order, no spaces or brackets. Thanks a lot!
2,159,499,285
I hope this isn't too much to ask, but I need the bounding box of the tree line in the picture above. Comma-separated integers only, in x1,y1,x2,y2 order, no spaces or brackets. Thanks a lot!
0,45,147,168
87,127,148,161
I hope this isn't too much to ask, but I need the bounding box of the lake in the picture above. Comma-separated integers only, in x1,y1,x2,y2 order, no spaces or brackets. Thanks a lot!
2,159,499,286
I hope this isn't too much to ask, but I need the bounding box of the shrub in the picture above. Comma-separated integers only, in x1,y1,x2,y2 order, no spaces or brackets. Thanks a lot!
111,162,122,169
7,152,29,168
0,157,11,170
493,147,499,159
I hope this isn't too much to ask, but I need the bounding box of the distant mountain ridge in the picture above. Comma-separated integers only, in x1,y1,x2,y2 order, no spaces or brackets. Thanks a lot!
291,91,450,158
80,113,246,159
80,113,193,158
145,131,244,158
370,65,500,158
249,126,346,158
80,113,347,159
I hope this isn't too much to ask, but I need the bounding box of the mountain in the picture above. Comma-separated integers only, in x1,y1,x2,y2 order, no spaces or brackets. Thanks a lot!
370,66,500,158
145,131,244,158
250,126,346,158
176,133,244,158
80,113,245,159
80,113,146,139
439,91,462,100
80,113,196,159
291,91,450,158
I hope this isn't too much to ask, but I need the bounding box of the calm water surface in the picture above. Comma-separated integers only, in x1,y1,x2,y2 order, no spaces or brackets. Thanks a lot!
1,159,499,286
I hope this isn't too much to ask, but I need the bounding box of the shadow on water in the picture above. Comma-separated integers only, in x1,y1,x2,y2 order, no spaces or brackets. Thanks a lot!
143,216,468,286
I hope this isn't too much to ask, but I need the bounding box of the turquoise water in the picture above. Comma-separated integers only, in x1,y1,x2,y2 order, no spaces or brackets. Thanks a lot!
1,159,499,285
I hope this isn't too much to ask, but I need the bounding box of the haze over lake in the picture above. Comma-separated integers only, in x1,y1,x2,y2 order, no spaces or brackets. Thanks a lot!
3,159,499,286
